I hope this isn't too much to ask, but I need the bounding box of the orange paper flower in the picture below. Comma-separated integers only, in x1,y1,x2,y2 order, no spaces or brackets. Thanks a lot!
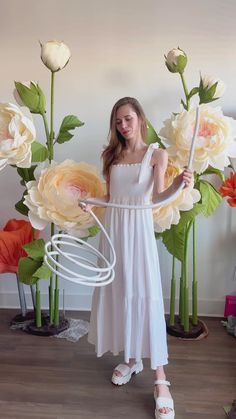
219,172,236,207
0,219,38,274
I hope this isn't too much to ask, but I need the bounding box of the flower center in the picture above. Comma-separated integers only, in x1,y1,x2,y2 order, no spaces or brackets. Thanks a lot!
198,121,217,138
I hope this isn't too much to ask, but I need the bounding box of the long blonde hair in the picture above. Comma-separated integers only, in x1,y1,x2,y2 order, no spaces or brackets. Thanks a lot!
102,97,147,180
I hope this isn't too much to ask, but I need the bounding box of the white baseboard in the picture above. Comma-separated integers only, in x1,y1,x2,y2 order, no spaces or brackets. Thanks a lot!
0,292,225,317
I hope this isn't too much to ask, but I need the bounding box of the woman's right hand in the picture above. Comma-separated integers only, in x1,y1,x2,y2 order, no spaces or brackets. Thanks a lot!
78,201,95,212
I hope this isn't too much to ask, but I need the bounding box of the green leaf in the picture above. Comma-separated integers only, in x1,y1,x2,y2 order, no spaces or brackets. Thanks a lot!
14,81,46,114
200,167,225,182
23,238,46,261
162,226,186,261
15,191,29,216
88,225,100,237
198,180,222,216
188,87,199,99
146,119,165,148
31,141,48,162
176,203,204,230
17,166,36,183
33,262,51,280
57,115,84,144
18,257,42,285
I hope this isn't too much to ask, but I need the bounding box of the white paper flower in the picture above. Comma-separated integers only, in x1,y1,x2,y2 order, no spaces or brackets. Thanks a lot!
152,162,201,232
24,160,105,237
0,102,35,171
159,105,236,174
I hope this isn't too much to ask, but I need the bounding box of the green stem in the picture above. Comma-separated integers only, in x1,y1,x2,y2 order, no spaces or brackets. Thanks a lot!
54,276,60,326
36,282,42,328
180,72,190,111
183,222,193,332
169,256,176,326
179,263,184,325
41,112,50,149
48,71,56,324
49,71,55,162
192,219,198,325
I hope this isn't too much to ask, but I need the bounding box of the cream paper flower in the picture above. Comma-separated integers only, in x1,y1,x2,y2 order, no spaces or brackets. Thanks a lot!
0,103,36,171
159,105,236,174
152,162,201,233
24,160,105,237
40,41,71,72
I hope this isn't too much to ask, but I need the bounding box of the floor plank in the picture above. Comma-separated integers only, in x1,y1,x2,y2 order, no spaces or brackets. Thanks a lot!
0,309,235,418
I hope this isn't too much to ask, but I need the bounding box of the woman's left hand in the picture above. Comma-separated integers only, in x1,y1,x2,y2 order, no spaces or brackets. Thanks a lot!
173,168,193,189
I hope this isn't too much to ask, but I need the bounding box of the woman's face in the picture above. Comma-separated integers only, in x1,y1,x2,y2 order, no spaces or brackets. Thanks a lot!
115,104,141,141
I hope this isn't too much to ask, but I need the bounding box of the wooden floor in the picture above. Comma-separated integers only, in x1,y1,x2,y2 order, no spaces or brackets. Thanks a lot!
0,309,235,419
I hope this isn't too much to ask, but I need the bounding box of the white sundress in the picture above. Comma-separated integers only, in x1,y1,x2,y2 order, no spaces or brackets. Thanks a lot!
88,143,168,370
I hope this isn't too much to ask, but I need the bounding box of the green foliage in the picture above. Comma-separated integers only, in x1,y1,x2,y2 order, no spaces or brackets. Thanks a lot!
56,115,84,144
200,167,225,182
31,141,49,162
17,166,36,183
88,225,100,237
33,263,51,280
14,81,46,114
23,238,46,261
15,190,29,216
146,120,165,148
18,238,51,285
162,225,186,261
188,87,199,99
197,180,222,216
18,257,43,285
199,78,218,104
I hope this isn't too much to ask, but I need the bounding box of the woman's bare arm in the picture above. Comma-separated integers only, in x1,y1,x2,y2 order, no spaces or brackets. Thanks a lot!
152,149,192,203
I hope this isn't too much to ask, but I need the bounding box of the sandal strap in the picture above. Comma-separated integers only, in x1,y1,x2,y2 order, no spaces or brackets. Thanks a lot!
114,363,131,376
156,396,174,410
154,379,171,386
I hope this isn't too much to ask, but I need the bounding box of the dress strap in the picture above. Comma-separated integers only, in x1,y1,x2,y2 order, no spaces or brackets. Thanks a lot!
138,142,159,183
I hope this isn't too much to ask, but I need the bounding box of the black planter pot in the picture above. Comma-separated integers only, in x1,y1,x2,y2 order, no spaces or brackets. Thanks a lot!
24,315,69,336
166,316,205,339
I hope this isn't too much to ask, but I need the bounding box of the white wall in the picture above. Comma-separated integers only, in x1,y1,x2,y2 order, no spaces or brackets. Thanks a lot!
0,0,235,316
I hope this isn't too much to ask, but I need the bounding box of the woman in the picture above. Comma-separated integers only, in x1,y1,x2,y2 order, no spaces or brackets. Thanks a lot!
80,97,192,419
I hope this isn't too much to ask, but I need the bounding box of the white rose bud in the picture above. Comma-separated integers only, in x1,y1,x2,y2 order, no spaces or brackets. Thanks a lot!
199,74,226,104
40,40,71,72
165,47,187,74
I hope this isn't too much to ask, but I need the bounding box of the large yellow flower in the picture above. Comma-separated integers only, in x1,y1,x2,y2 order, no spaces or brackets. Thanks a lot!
159,104,236,174
152,161,201,233
0,103,35,171
24,160,105,237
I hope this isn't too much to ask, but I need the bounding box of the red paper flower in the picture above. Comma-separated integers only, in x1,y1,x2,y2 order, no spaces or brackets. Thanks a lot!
219,172,236,207
0,219,39,274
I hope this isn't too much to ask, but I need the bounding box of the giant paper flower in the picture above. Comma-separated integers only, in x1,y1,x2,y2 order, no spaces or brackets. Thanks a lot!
219,171,236,207
0,219,38,273
24,160,105,237
152,162,201,232
0,103,36,171
159,105,236,174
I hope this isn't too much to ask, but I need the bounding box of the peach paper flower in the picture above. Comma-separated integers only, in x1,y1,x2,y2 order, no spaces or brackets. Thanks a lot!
24,160,105,237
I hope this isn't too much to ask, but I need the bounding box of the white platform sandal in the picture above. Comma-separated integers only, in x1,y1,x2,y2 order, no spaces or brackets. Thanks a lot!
111,360,143,385
154,379,175,419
